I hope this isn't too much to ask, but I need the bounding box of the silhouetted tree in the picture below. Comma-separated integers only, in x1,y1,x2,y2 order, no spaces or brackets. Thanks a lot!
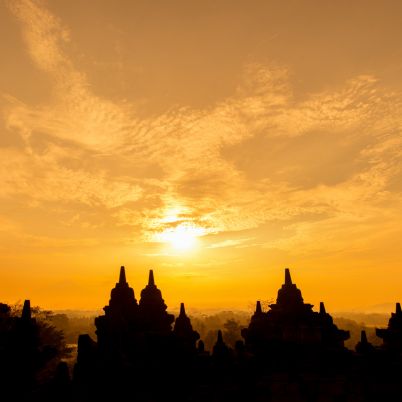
223,319,242,348
11,302,69,365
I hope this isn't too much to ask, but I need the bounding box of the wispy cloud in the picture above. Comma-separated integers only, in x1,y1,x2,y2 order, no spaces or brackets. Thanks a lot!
207,238,254,249
2,0,402,261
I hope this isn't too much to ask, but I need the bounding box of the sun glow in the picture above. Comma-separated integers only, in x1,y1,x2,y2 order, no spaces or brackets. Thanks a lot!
157,224,205,252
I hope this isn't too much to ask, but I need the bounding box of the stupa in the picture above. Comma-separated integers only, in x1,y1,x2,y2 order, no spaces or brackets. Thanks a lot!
173,303,200,352
138,269,174,333
242,268,349,352
376,303,402,352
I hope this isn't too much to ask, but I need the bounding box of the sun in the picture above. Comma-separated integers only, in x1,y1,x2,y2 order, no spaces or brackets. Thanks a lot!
157,224,205,252
167,226,197,251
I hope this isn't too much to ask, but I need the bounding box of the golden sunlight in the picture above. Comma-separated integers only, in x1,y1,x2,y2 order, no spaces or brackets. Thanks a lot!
156,224,206,252
3,0,402,320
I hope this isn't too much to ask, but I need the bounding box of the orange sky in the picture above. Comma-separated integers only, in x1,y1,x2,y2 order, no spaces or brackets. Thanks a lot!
1,0,402,313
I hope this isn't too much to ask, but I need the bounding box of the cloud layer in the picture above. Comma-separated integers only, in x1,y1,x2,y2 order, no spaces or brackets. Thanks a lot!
1,0,402,309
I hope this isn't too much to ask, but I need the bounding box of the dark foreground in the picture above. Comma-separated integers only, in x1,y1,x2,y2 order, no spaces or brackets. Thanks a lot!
1,267,402,402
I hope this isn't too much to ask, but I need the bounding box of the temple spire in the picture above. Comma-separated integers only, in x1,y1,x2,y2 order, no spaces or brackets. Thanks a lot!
256,301,262,314
356,329,374,354
285,268,292,285
21,299,31,320
320,302,326,314
148,269,155,286
396,302,401,314
213,329,230,359
119,266,126,284
180,302,186,316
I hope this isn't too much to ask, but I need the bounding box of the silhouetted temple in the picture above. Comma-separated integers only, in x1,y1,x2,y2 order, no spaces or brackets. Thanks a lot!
5,266,402,401
376,302,402,352
93,267,177,360
74,266,201,398
173,302,200,354
139,269,175,333
212,330,231,362
242,268,349,353
355,330,375,355
94,266,138,360
94,267,175,336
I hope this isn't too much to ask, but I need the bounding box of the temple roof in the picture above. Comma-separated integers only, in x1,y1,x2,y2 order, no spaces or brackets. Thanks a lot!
139,270,174,331
251,301,264,321
212,330,231,359
105,266,138,314
140,269,164,306
269,268,312,313
173,303,200,343
376,302,402,343
243,268,349,349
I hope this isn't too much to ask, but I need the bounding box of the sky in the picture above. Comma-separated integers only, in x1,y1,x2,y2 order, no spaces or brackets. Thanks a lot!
1,0,402,312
